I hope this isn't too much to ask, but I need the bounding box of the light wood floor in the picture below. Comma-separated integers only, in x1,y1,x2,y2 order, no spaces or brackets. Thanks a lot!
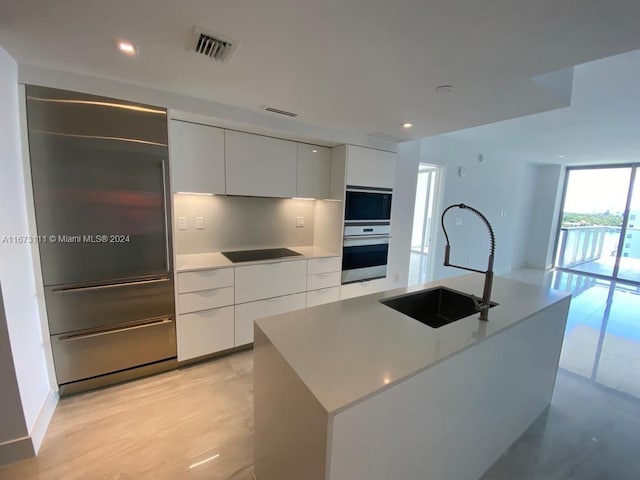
0,350,255,480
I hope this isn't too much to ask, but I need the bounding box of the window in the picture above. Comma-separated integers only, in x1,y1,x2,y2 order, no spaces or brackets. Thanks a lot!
627,234,633,239
631,214,637,220
625,243,631,248
623,253,629,257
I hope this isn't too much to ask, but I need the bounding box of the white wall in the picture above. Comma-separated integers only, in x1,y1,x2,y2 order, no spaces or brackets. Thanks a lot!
513,164,565,269
387,140,421,287
0,46,52,462
420,135,529,281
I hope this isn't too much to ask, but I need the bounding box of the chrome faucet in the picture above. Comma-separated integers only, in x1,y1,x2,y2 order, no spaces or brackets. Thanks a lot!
441,203,495,321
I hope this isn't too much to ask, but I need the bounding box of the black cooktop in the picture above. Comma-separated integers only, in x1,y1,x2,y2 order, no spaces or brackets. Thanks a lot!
221,248,303,263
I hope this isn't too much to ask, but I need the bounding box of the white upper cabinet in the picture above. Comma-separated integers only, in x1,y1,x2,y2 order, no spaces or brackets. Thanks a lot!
346,145,396,189
225,130,297,198
296,144,331,199
169,120,225,194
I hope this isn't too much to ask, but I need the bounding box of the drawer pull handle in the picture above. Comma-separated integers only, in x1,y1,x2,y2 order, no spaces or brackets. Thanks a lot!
57,317,172,342
52,277,170,293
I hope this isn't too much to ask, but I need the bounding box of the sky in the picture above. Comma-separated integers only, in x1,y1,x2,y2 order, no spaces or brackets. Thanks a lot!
564,168,636,214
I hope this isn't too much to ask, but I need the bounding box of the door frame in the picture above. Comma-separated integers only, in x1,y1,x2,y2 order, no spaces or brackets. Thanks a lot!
409,163,442,284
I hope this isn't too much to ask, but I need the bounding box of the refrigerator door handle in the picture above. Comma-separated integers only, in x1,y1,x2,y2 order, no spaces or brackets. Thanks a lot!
56,317,173,342
50,277,170,294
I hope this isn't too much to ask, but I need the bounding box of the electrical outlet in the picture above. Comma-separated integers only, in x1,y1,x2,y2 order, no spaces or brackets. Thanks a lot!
195,216,205,230
500,210,507,217
177,217,187,230
455,218,462,226
296,217,305,228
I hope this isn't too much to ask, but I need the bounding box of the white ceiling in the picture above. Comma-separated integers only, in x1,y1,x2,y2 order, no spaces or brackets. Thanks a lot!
1,0,640,143
425,49,640,165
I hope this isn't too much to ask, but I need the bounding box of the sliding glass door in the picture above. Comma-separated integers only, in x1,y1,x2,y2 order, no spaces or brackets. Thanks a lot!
556,165,640,284
617,169,640,283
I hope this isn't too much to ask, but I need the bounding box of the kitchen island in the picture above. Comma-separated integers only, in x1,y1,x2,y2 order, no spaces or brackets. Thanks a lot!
253,274,571,480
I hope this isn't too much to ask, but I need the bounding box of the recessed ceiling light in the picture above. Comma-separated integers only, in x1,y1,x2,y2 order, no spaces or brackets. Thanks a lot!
436,85,454,93
312,149,318,153
117,41,138,56
557,154,566,159
402,123,413,129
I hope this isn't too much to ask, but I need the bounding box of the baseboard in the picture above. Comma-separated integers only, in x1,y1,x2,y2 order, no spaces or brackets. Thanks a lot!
30,389,58,453
0,389,58,467
0,436,34,467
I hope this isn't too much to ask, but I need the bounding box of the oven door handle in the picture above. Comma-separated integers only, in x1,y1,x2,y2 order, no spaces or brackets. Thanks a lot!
343,236,391,247
343,235,391,241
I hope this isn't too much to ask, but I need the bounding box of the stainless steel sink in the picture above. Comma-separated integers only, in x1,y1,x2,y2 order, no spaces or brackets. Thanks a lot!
379,286,498,328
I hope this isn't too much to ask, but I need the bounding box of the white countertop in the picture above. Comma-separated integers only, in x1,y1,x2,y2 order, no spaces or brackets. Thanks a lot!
175,246,341,272
255,274,571,414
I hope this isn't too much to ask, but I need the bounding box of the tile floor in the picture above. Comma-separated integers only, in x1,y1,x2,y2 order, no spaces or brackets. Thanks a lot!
0,349,255,480
1,269,639,479
484,269,640,479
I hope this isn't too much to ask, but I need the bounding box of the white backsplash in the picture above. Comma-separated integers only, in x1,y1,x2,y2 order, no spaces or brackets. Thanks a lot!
173,194,316,254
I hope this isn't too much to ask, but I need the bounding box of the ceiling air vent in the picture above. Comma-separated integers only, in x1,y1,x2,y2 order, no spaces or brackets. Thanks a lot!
192,27,239,62
263,106,298,118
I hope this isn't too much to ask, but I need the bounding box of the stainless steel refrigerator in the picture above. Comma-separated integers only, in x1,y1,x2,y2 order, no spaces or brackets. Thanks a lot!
26,86,176,395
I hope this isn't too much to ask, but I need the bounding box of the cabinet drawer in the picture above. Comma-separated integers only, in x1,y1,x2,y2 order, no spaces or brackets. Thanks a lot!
51,317,176,385
235,293,306,346
307,256,341,275
177,306,234,361
340,278,388,300
306,287,340,307
178,286,234,314
235,260,307,303
307,271,341,291
177,268,234,293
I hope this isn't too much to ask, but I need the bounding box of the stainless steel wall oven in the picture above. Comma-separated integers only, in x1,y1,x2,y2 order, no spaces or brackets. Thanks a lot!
342,224,390,284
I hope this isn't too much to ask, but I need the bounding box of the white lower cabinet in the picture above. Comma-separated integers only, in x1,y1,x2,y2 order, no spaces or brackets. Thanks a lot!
306,287,340,307
177,306,235,361
176,255,342,356
235,293,306,346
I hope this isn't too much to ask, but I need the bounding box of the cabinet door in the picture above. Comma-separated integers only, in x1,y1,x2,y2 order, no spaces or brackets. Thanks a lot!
177,306,234,360
169,120,225,194
235,293,306,346
235,260,307,304
225,130,297,197
346,145,396,189
297,144,331,199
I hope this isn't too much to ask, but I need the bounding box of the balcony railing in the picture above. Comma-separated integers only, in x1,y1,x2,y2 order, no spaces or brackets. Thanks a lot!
557,226,610,268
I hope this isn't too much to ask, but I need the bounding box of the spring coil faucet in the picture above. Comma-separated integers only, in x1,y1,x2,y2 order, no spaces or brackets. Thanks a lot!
441,203,495,321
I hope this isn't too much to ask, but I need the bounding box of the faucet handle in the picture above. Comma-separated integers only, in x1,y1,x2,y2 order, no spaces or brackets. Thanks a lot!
470,294,485,312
